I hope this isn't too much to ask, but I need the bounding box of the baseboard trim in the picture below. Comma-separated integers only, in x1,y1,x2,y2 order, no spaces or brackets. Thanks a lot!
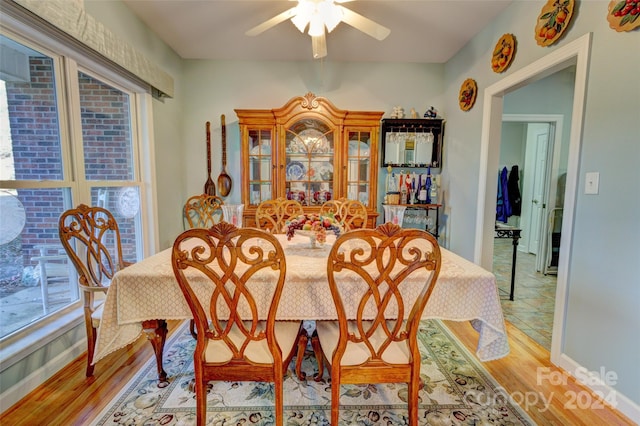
555,353,640,424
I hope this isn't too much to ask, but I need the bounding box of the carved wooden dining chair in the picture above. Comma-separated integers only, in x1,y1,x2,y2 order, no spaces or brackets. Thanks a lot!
320,197,368,231
315,223,442,425
255,197,304,233
58,204,133,377
183,193,225,337
184,193,224,229
172,223,302,426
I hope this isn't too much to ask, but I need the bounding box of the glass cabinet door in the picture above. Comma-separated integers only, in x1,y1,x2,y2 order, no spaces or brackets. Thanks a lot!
346,129,372,207
238,93,383,229
248,129,273,206
284,118,334,206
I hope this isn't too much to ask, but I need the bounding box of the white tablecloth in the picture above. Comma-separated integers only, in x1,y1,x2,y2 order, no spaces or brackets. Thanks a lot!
94,234,509,363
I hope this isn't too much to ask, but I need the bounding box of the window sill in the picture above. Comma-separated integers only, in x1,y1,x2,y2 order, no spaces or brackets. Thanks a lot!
0,304,84,372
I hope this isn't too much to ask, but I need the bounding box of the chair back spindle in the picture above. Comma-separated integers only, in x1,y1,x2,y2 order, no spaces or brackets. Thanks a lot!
317,222,442,425
184,194,224,229
320,197,368,231
172,222,302,426
255,197,304,233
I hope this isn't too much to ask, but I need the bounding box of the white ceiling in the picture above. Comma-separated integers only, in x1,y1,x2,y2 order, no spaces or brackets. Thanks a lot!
120,0,513,63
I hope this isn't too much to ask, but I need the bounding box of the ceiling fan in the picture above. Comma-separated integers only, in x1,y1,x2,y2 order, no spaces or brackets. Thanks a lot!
246,0,390,59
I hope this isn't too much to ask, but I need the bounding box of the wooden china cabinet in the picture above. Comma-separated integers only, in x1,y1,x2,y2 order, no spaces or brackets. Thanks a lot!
235,93,384,228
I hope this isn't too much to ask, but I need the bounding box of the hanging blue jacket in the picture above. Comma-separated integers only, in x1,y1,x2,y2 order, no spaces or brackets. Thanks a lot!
496,167,512,223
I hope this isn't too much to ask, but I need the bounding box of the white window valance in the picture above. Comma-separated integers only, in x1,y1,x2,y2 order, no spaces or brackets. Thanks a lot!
11,0,174,98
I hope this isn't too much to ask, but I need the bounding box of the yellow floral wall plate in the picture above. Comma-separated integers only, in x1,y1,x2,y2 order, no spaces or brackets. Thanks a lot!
535,0,575,46
607,0,640,32
459,78,478,111
491,33,516,73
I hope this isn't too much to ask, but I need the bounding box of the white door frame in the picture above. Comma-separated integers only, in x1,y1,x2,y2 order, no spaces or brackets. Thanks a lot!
474,33,591,365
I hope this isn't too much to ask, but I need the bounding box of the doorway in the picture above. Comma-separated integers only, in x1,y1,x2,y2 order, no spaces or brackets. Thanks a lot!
494,115,566,350
475,33,591,363
501,114,565,273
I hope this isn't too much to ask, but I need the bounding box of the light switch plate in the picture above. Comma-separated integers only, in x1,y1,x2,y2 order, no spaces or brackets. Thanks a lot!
585,172,599,194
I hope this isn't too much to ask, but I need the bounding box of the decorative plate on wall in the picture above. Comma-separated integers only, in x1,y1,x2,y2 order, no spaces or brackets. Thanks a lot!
458,78,478,111
491,33,516,73
607,0,640,32
534,0,575,46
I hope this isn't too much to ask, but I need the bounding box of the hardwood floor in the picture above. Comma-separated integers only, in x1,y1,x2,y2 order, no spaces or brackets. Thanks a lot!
446,320,634,426
0,319,634,425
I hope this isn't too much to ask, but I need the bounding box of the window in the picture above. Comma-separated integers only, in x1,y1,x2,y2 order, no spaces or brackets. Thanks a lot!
0,31,148,340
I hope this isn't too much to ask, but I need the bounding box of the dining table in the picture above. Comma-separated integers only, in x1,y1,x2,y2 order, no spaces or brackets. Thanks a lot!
93,232,510,386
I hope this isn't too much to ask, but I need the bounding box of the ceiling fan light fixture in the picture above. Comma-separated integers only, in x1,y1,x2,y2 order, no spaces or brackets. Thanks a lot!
312,34,327,59
291,2,312,33
308,14,325,37
319,0,342,33
291,15,309,33
247,0,390,60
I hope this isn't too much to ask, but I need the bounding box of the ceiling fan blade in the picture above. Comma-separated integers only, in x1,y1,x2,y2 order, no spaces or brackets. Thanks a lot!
245,6,298,36
337,5,390,41
312,33,327,59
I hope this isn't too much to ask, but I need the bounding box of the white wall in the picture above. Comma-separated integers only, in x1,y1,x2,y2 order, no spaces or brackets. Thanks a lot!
179,60,445,230
499,122,524,229
500,122,525,168
443,0,639,417
504,68,575,171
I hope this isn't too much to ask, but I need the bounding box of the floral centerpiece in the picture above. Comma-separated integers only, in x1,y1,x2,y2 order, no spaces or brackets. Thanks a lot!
284,213,343,244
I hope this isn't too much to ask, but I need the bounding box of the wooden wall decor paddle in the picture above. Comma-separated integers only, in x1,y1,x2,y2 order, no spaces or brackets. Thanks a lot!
204,121,216,196
217,114,232,196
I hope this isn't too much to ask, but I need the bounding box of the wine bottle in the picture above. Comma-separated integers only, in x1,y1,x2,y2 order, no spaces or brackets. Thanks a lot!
410,173,417,204
418,174,427,204
430,174,438,204
425,167,432,204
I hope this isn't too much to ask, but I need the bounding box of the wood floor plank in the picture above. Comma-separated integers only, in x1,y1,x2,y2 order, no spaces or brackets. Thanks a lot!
444,320,635,426
0,320,183,426
0,319,634,425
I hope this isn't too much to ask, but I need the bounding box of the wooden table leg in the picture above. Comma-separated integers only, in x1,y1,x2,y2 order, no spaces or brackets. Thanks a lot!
311,330,324,382
142,319,169,387
295,328,308,380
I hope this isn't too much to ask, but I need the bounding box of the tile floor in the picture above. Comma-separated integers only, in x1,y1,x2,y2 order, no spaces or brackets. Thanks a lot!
493,238,557,350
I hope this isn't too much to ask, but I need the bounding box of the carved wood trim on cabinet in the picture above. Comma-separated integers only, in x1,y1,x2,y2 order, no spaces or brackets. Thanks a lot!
236,93,383,228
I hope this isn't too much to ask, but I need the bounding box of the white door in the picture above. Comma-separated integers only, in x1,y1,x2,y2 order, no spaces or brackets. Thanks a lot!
521,123,549,256
529,128,549,254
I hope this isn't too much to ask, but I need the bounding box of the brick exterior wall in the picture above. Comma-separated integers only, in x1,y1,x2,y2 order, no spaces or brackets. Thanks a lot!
4,58,138,268
8,57,62,181
78,71,133,181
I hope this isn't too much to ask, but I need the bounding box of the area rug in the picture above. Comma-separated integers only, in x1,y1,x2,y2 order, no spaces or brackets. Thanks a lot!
91,320,535,425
